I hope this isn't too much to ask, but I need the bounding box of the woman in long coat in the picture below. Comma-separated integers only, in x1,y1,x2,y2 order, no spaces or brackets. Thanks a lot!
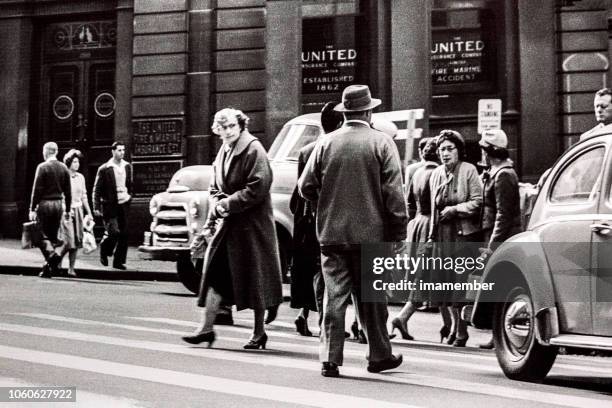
429,130,482,347
182,108,283,349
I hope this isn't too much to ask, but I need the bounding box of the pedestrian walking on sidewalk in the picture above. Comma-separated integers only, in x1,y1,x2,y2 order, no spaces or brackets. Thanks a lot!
29,141,72,278
62,149,93,277
298,85,407,377
93,141,132,270
182,108,283,350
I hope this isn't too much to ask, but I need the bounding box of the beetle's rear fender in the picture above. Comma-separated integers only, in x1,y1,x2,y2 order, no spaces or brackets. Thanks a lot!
471,231,556,329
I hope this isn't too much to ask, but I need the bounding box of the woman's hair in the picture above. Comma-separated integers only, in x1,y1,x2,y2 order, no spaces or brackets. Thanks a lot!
63,149,83,168
211,108,250,134
321,102,343,133
481,143,510,160
436,129,465,159
421,138,439,162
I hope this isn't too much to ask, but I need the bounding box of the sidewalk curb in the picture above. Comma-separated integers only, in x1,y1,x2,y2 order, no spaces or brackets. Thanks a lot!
2,264,178,282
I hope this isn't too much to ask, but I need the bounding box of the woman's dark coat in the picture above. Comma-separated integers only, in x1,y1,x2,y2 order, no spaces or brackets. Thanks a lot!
197,130,283,311
289,142,319,311
480,165,522,249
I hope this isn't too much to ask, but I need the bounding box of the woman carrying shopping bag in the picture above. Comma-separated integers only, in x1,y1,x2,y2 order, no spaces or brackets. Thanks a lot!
63,149,93,277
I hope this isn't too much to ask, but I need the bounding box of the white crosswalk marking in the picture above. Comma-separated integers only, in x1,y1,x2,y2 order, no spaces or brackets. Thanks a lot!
127,316,612,376
1,319,611,408
0,344,419,408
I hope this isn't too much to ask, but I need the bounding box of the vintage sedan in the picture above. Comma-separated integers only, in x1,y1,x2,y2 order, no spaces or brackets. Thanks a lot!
139,110,416,293
466,130,612,382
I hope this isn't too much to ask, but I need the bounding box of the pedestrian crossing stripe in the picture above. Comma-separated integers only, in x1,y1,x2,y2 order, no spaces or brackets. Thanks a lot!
0,321,610,408
13,313,612,376
0,344,418,408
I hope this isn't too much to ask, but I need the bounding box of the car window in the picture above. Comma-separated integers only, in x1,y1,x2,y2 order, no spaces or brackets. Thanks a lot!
268,124,321,161
550,146,605,204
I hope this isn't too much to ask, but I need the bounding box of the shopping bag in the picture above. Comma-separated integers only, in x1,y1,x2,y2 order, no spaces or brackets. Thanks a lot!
82,230,97,254
21,221,42,249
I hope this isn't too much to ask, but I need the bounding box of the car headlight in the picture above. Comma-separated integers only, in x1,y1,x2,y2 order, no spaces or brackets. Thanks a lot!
149,198,159,216
189,199,200,217
190,222,199,234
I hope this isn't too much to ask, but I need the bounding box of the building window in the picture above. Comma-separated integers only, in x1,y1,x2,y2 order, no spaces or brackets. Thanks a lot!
432,0,504,116
301,15,364,113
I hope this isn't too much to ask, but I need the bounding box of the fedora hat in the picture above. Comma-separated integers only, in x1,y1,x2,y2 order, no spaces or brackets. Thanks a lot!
334,85,381,112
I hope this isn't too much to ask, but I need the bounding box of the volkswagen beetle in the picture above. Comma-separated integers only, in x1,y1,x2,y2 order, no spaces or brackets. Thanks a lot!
466,130,612,382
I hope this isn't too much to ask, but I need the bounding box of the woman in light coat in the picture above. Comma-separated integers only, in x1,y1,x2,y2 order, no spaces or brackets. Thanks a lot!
182,108,283,349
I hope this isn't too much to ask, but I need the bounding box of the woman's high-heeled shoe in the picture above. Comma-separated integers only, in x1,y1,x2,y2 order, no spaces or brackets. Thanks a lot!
439,326,450,343
295,316,312,337
182,330,215,348
243,333,268,350
351,321,359,340
452,336,469,347
391,318,414,340
446,333,457,345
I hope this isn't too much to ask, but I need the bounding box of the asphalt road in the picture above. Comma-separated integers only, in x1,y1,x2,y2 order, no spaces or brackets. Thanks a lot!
0,274,611,408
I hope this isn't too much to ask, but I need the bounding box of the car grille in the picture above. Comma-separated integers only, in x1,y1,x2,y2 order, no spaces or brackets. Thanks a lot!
153,203,190,247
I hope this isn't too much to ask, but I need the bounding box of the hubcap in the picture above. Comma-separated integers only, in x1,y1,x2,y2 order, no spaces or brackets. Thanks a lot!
503,293,533,357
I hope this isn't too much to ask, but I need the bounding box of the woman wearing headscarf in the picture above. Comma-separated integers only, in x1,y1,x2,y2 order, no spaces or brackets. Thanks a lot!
182,108,283,349
62,149,93,277
429,130,482,347
477,129,522,349
390,138,439,340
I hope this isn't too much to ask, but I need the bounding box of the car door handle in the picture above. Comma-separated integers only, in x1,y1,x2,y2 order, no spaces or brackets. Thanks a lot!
591,223,612,235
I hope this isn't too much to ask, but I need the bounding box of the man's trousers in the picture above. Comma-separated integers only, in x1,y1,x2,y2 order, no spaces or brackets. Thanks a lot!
100,202,130,265
36,199,64,262
319,248,392,366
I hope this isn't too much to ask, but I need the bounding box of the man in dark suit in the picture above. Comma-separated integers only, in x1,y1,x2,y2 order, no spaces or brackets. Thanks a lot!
93,141,132,270
298,85,407,377
29,142,72,278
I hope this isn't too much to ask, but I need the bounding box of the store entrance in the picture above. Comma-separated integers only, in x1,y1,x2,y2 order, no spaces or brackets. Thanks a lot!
32,20,117,194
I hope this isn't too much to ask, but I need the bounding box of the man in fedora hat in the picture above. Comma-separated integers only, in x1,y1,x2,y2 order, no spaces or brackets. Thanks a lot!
298,84,407,377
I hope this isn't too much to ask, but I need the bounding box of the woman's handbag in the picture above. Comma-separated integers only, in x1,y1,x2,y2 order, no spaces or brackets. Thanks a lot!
21,220,42,249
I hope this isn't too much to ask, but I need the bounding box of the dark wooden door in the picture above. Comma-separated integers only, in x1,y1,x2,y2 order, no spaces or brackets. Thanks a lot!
41,59,115,192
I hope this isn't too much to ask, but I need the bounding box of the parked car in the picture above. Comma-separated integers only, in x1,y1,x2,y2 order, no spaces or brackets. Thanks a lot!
465,131,612,382
139,110,417,293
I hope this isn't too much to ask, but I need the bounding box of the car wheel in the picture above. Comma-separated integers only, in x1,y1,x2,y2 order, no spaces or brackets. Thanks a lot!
176,256,203,294
493,285,558,382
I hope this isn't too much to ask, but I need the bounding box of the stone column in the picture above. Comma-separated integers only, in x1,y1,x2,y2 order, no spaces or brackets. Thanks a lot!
391,0,431,138
187,0,215,165
115,0,134,149
265,0,301,142
0,15,32,237
518,0,557,180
